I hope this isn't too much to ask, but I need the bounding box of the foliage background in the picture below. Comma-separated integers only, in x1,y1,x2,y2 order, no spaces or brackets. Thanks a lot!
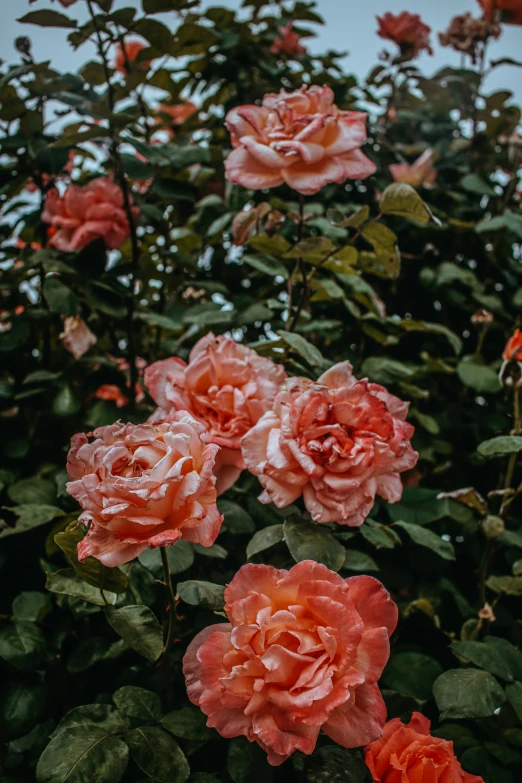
1,1,522,782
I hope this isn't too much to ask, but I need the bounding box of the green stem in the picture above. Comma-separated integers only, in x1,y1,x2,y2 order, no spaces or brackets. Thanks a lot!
160,547,177,656
286,195,306,332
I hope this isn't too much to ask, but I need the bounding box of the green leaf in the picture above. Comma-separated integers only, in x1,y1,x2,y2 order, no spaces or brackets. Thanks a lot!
227,738,274,783
394,520,455,560
433,668,506,719
55,523,129,594
8,477,56,505
283,517,346,572
0,678,46,741
0,622,45,672
53,384,81,417
278,330,326,368
457,360,501,394
125,726,189,783
478,436,522,458
133,18,176,55
380,182,434,225
452,641,514,681
43,278,79,315
305,745,370,783
506,681,522,722
12,591,51,622
36,726,129,783
138,540,194,577
51,705,129,738
383,652,443,700
67,637,110,674
161,707,214,741
461,173,496,197
285,237,335,265
46,568,118,606
85,282,126,319
218,499,255,534
359,519,401,549
113,686,162,721
177,580,225,611
342,549,379,572
104,606,163,662
361,357,414,385
17,10,78,28
484,637,522,680
246,525,284,559
193,542,228,559
360,222,400,279
243,253,288,279
0,504,64,538
486,575,522,596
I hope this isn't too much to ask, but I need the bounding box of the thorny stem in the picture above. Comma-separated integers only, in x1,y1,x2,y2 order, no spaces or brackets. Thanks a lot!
286,195,306,332
87,0,140,411
160,547,177,656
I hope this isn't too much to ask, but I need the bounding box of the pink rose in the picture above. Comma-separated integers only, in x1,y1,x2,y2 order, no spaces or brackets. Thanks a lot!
270,23,307,57
365,712,484,783
389,149,437,188
184,561,397,766
59,316,96,360
145,334,287,493
376,12,433,58
66,413,223,567
241,362,418,525
114,40,151,74
41,176,139,252
224,85,376,195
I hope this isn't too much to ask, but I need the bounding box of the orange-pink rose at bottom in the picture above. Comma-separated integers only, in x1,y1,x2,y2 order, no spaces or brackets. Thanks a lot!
365,712,484,782
183,561,397,766
66,413,223,567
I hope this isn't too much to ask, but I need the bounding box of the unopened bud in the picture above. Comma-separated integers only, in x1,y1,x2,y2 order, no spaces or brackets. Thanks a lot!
481,515,505,539
15,37,32,56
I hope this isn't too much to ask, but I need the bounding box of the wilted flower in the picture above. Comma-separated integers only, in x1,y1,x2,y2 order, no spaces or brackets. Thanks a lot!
60,316,96,360
224,85,376,196
376,12,433,59
389,149,437,188
439,13,500,63
270,23,307,57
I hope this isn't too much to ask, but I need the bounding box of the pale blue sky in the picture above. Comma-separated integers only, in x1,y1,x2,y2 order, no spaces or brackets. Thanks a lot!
3,0,522,102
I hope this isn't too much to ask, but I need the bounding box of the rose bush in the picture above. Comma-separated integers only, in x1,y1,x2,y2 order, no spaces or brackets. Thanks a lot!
1,2,521,782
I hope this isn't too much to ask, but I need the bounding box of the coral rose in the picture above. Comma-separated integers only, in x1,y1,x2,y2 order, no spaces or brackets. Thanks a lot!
184,561,397,766
145,334,287,494
114,40,151,73
241,362,418,526
376,12,433,58
478,0,522,25
42,177,139,252
59,316,96,360
389,149,437,188
224,85,376,196
270,23,307,57
365,712,484,782
66,413,223,567
158,102,198,126
502,328,522,361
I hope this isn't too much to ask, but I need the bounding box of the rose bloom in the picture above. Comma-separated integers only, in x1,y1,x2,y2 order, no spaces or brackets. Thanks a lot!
184,561,397,766
94,384,129,409
365,712,484,783
270,23,307,56
241,362,418,526
224,85,376,196
376,12,433,58
389,149,437,188
478,0,522,24
145,334,287,494
158,102,198,126
503,328,522,361
114,40,151,74
66,414,223,567
42,177,139,252
439,13,501,62
60,316,96,360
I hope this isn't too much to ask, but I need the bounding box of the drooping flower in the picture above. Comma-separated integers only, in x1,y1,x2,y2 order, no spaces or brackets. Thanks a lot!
478,0,522,25
439,13,501,62
241,362,418,526
376,12,433,58
224,85,376,195
502,328,522,361
41,177,139,252
270,23,307,57
114,40,151,74
365,712,484,782
145,334,287,494
66,414,223,567
60,316,96,360
184,561,397,766
389,149,437,188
